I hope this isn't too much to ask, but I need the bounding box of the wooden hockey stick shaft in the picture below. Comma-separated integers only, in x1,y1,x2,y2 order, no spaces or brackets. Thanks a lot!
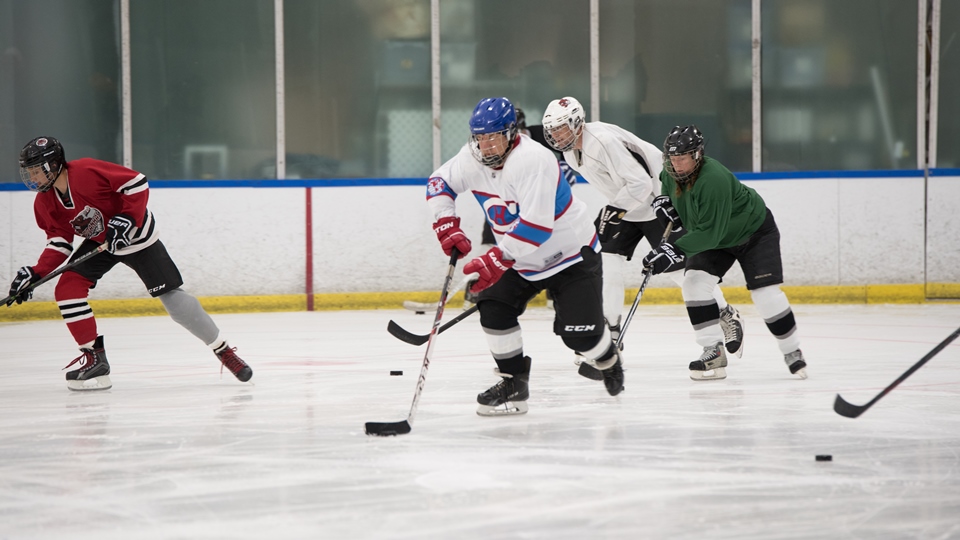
2,244,108,307
365,249,462,436
833,325,960,418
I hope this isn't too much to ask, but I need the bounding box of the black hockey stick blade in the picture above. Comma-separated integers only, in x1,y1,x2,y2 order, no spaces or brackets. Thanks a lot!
387,304,480,346
364,420,412,436
833,325,960,418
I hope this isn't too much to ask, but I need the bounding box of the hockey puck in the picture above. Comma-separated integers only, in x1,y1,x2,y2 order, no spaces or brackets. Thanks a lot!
390,370,403,376
815,454,832,462
415,311,425,315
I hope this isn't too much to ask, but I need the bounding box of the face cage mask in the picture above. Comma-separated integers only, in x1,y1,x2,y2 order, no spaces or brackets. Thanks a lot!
544,118,582,152
663,149,703,185
470,128,516,168
20,162,61,193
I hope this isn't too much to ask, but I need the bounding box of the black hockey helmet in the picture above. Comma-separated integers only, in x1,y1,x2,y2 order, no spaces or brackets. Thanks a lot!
19,136,66,192
663,125,704,184
515,107,527,130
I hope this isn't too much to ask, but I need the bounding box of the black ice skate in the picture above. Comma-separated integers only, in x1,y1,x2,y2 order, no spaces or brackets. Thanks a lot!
476,369,529,416
216,346,253,382
689,342,727,381
63,335,112,391
575,322,623,381
719,305,744,358
785,349,808,379
596,351,625,397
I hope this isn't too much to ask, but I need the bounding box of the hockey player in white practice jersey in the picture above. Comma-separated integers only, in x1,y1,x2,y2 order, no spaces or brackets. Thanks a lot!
541,97,744,377
427,97,624,416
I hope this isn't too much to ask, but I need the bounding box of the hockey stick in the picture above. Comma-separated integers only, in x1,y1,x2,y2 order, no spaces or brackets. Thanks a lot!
618,222,674,348
402,273,477,313
366,249,461,436
577,223,673,380
833,325,960,418
388,304,479,346
2,244,108,307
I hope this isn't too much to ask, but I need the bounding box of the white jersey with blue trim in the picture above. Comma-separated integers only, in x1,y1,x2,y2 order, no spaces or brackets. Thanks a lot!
562,122,663,222
426,134,599,281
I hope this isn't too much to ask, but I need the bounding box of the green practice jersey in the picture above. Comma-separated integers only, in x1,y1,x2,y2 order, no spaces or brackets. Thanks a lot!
659,157,767,256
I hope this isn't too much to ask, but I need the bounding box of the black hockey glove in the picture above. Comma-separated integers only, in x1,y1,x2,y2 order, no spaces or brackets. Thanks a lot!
105,213,135,253
642,242,685,275
597,205,627,243
6,266,40,306
652,195,683,231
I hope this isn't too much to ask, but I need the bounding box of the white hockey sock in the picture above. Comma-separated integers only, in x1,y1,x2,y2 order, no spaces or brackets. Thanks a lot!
483,325,523,360
601,252,626,326
751,285,801,354
682,269,725,347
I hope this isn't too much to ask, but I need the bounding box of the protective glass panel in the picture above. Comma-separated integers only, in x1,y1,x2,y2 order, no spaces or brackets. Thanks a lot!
937,1,959,168
285,0,431,179
439,0,590,162
0,0,121,184
599,0,753,173
129,0,276,180
761,0,917,171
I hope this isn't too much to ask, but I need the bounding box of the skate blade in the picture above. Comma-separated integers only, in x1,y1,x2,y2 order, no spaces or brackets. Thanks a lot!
67,375,112,391
793,367,808,380
476,401,529,416
690,367,726,381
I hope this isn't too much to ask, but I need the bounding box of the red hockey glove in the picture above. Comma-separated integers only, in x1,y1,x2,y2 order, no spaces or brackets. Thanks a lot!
433,216,472,259
463,247,514,293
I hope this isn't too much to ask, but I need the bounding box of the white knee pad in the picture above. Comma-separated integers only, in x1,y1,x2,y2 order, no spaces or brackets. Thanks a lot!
682,269,720,303
750,285,790,320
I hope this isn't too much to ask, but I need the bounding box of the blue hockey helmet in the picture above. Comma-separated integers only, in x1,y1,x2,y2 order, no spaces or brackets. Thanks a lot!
469,97,518,168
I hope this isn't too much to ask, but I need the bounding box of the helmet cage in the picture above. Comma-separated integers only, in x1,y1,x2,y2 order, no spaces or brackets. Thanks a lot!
662,126,705,185
470,127,517,168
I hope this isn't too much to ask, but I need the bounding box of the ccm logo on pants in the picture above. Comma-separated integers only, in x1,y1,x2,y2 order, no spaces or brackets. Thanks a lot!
564,325,596,332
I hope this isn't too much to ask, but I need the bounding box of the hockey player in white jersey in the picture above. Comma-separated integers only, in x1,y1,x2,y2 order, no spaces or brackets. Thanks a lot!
427,97,624,416
541,97,744,375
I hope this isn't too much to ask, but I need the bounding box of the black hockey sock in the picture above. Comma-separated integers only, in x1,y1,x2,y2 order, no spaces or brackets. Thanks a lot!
495,354,531,376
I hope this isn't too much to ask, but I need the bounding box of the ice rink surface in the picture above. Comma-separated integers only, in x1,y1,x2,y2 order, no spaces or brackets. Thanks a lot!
1,303,959,539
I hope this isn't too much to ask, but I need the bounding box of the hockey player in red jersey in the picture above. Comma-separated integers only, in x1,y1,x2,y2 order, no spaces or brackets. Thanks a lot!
7,136,253,391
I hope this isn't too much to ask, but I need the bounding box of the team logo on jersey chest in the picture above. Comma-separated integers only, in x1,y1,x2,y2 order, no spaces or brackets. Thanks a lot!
70,206,105,239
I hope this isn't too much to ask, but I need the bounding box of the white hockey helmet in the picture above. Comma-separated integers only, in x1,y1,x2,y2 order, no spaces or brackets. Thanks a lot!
542,97,585,152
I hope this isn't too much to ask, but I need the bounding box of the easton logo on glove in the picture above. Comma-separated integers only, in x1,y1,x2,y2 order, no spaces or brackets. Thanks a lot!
463,247,515,293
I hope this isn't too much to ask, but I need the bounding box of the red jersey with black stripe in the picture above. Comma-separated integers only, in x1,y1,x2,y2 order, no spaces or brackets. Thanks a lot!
31,158,159,275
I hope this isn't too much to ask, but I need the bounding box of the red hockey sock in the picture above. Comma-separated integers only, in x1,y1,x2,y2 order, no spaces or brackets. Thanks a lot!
54,271,98,346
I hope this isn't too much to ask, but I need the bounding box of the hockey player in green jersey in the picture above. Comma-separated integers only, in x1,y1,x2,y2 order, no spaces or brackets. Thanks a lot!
642,125,807,381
